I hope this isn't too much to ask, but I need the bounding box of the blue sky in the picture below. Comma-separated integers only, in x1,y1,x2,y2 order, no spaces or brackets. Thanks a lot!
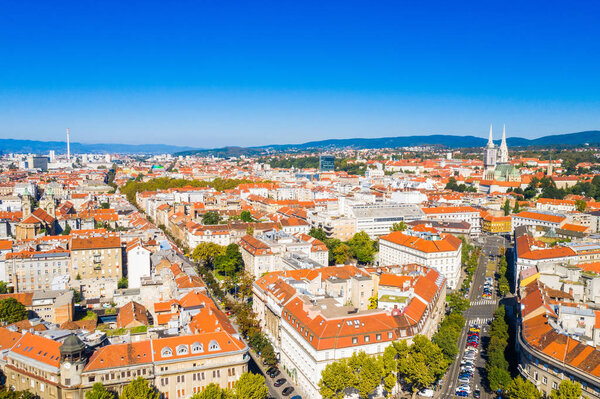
1,0,600,148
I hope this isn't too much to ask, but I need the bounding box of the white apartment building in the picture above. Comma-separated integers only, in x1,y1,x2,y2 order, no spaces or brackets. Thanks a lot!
379,231,462,289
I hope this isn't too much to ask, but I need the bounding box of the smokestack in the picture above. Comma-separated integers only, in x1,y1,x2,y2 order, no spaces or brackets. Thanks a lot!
66,128,71,162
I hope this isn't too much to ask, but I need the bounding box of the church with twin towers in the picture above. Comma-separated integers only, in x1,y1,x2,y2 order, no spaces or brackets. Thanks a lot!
483,124,520,182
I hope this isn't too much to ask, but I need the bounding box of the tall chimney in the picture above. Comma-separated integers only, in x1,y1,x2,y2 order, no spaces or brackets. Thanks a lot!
66,128,71,162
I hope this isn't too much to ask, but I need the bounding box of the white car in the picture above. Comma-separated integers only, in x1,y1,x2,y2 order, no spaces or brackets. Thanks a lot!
457,385,472,393
418,389,434,397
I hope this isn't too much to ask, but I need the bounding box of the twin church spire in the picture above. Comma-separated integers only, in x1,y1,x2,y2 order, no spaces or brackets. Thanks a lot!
486,124,509,164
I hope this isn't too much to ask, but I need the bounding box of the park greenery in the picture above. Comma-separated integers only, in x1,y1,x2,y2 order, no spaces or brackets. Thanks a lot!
265,156,367,175
120,177,254,203
319,336,448,399
120,377,160,399
309,228,377,265
445,177,477,193
508,175,600,202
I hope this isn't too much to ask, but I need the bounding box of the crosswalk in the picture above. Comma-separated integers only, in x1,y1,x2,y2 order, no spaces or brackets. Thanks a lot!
470,317,493,325
470,298,496,306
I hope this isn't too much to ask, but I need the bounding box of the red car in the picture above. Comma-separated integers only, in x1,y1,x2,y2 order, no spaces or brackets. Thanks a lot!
467,341,478,348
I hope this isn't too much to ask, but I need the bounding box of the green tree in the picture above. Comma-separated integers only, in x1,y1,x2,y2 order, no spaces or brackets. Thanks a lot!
432,324,460,361
513,201,520,213
319,358,354,399
550,380,582,399
202,211,222,225
191,383,230,399
498,275,509,296
398,335,448,394
117,277,128,289
0,281,7,294
62,224,72,235
503,199,511,216
309,227,328,242
119,377,159,399
347,231,376,264
382,345,398,397
86,383,116,399
233,372,268,399
245,224,254,236
350,352,384,398
368,295,378,310
192,242,226,267
447,291,470,313
332,243,351,264
487,366,512,392
214,244,244,278
0,298,27,325
391,221,408,232
575,199,587,212
505,376,542,399
240,210,254,223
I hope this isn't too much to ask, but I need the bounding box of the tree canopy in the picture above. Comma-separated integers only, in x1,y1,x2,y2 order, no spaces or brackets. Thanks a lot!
0,298,27,325
119,377,160,399
85,383,116,399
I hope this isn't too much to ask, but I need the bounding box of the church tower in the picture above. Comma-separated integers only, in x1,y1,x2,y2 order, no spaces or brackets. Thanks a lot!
483,125,497,180
497,124,509,164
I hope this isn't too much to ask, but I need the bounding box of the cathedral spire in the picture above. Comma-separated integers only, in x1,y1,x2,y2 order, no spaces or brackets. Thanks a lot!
498,124,509,164
487,124,494,148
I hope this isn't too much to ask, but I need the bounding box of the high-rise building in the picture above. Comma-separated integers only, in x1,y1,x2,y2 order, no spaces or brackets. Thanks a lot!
319,154,335,172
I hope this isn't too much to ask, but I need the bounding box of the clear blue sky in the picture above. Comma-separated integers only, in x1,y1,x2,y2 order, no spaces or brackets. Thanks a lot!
1,0,600,148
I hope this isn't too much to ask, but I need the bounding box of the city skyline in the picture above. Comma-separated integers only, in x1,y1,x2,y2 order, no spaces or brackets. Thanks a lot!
1,1,600,147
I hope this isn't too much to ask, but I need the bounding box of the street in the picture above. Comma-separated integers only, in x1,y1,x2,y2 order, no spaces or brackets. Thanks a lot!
438,235,503,399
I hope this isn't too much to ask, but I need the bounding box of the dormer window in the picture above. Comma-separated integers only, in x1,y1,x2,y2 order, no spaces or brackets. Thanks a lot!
161,347,173,357
191,342,204,354
176,345,189,355
208,340,220,351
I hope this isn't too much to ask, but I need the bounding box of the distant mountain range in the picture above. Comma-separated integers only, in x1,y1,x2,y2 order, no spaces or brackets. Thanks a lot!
0,139,197,155
2,130,600,156
176,130,600,156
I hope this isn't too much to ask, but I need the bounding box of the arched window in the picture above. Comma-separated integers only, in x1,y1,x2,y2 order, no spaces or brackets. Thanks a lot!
176,345,189,355
191,342,204,354
208,340,220,351
161,347,173,357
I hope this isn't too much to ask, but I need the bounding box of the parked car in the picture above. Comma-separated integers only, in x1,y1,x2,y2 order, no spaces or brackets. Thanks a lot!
282,387,295,396
269,369,280,378
418,389,435,397
458,378,471,384
474,389,481,398
274,378,287,387
290,396,302,399
455,390,469,397
457,385,472,393
467,342,478,348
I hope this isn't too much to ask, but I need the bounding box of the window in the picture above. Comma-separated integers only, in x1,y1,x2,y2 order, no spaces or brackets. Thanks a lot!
208,340,221,351
161,347,173,357
552,382,558,389
176,345,189,355
376,334,382,341
542,377,547,385
352,337,358,344
191,342,204,353
364,336,370,343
